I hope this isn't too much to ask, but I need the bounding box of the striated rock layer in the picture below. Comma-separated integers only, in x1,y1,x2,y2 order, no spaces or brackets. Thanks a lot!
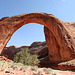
0,12,75,63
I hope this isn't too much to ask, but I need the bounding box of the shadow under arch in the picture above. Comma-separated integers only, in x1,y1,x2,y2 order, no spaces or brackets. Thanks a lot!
0,12,75,63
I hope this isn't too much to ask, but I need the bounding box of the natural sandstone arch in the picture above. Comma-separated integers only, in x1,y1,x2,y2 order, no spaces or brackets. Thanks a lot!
0,12,75,63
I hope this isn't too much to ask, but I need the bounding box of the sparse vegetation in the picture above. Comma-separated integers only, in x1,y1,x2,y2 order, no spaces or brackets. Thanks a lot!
13,48,40,66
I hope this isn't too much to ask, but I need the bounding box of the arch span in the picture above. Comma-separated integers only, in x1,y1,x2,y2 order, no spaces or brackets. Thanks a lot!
0,12,75,63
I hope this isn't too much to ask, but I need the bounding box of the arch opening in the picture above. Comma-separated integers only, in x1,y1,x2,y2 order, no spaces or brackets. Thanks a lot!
6,23,45,47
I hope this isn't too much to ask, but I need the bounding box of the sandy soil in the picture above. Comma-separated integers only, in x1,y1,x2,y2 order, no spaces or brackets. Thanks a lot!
0,67,75,75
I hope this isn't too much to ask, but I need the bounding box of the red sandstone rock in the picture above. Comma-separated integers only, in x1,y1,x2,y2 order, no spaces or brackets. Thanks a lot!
0,12,75,63
0,56,12,62
2,46,28,60
0,17,9,21
58,59,75,70
29,41,48,59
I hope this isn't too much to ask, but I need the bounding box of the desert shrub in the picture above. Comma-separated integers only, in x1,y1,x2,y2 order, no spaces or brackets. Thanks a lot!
13,48,40,66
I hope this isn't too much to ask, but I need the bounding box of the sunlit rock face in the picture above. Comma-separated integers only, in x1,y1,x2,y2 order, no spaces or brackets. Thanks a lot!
0,12,75,63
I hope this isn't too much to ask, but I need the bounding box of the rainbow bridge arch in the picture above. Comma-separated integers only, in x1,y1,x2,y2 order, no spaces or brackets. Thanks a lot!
0,12,75,63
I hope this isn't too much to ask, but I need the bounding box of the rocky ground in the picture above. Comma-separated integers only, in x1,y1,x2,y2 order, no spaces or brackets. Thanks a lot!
0,61,59,75
0,61,75,75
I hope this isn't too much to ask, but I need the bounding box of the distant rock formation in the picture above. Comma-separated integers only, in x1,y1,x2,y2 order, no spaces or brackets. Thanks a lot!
0,12,75,63
2,41,49,61
1,46,28,60
29,41,48,59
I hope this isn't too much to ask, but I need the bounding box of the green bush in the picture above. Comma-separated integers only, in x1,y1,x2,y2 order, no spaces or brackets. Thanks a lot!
14,48,40,66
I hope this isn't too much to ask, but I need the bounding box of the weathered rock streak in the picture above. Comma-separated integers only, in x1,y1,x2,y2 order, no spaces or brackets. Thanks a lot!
0,12,75,62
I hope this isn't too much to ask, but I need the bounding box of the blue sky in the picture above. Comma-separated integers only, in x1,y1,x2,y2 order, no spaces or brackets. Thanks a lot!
0,0,75,46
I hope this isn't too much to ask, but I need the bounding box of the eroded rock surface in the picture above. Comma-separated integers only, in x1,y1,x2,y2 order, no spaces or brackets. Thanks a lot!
0,12,75,63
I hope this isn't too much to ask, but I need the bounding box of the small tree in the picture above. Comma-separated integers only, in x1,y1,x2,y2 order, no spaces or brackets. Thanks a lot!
14,48,40,66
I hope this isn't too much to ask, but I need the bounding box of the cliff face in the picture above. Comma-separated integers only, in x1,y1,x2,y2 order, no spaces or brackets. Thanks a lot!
0,12,75,63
